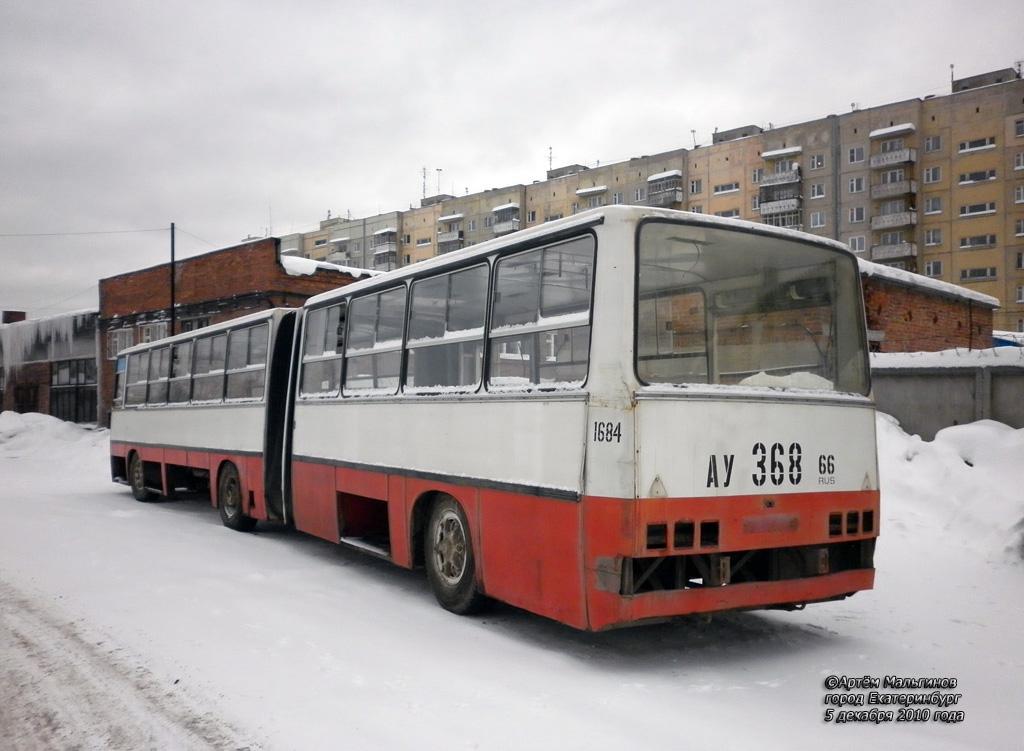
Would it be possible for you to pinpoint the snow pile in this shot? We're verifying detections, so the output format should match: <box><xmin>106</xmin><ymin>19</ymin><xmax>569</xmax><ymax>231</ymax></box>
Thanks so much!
<box><xmin>0</xmin><ymin>411</ymin><xmax>107</xmax><ymax>462</ymax></box>
<box><xmin>877</xmin><ymin>413</ymin><xmax>1024</xmax><ymax>558</ymax></box>
<box><xmin>279</xmin><ymin>254</ymin><xmax>380</xmax><ymax>279</ymax></box>
<box><xmin>872</xmin><ymin>346</ymin><xmax>1024</xmax><ymax>369</ymax></box>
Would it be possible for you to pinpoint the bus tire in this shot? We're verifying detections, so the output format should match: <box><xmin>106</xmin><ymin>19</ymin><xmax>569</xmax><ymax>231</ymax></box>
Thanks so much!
<box><xmin>128</xmin><ymin>452</ymin><xmax>158</xmax><ymax>502</ymax></box>
<box><xmin>218</xmin><ymin>463</ymin><xmax>256</xmax><ymax>532</ymax></box>
<box><xmin>425</xmin><ymin>496</ymin><xmax>488</xmax><ymax>615</ymax></box>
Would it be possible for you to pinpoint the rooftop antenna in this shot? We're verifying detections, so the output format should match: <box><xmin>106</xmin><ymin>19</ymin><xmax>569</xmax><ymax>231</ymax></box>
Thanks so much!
<box><xmin>548</xmin><ymin>146</ymin><xmax>553</xmax><ymax>171</ymax></box>
<box><xmin>691</xmin><ymin>129</ymin><xmax>697</xmax><ymax>148</ymax></box>
<box><xmin>950</xmin><ymin>63</ymin><xmax>955</xmax><ymax>84</ymax></box>
<box><xmin>436</xmin><ymin>168</ymin><xmax>442</xmax><ymax>195</ymax></box>
<box><xmin>422</xmin><ymin>167</ymin><xmax>428</xmax><ymax>199</ymax></box>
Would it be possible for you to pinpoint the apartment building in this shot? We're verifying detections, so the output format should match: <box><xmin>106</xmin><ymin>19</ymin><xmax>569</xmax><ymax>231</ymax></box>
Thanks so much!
<box><xmin>289</xmin><ymin>66</ymin><xmax>1024</xmax><ymax>331</ymax></box>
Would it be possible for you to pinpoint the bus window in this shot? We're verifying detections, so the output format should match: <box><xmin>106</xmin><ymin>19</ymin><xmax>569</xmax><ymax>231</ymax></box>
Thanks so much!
<box><xmin>636</xmin><ymin>221</ymin><xmax>869</xmax><ymax>394</ymax></box>
<box><xmin>147</xmin><ymin>347</ymin><xmax>171</xmax><ymax>405</ymax></box>
<box><xmin>406</xmin><ymin>264</ymin><xmax>486</xmax><ymax>392</ymax></box>
<box><xmin>300</xmin><ymin>305</ymin><xmax>344</xmax><ymax>397</ymax></box>
<box><xmin>226</xmin><ymin>324</ymin><xmax>269</xmax><ymax>401</ymax></box>
<box><xmin>124</xmin><ymin>351</ymin><xmax>149</xmax><ymax>406</ymax></box>
<box><xmin>168</xmin><ymin>341</ymin><xmax>193</xmax><ymax>404</ymax></box>
<box><xmin>488</xmin><ymin>236</ymin><xmax>594</xmax><ymax>390</ymax></box>
<box><xmin>191</xmin><ymin>333</ymin><xmax>227</xmax><ymax>403</ymax></box>
<box><xmin>344</xmin><ymin>288</ymin><xmax>406</xmax><ymax>395</ymax></box>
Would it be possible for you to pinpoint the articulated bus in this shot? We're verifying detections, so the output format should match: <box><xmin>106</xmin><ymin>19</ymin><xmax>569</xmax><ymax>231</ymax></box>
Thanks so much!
<box><xmin>110</xmin><ymin>205</ymin><xmax>878</xmax><ymax>631</ymax></box>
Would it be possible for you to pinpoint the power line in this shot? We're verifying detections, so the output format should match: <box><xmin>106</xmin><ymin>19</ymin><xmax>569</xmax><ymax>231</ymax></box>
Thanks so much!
<box><xmin>0</xmin><ymin>228</ymin><xmax>166</xmax><ymax>238</ymax></box>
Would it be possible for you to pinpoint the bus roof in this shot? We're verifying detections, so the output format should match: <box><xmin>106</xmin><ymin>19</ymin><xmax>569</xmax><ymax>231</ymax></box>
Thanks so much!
<box><xmin>117</xmin><ymin>307</ymin><xmax>293</xmax><ymax>356</ymax></box>
<box><xmin>302</xmin><ymin>205</ymin><xmax>858</xmax><ymax>310</ymax></box>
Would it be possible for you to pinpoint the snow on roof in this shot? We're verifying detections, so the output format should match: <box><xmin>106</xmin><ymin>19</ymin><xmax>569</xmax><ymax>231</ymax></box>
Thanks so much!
<box><xmin>0</xmin><ymin>309</ymin><xmax>98</xmax><ymax>371</ymax></box>
<box><xmin>438</xmin><ymin>213</ymin><xmax>464</xmax><ymax>222</ymax></box>
<box><xmin>372</xmin><ymin>227</ymin><xmax>397</xmax><ymax>236</ymax></box>
<box><xmin>761</xmin><ymin>146</ymin><xmax>802</xmax><ymax>159</ymax></box>
<box><xmin>279</xmin><ymin>255</ymin><xmax>380</xmax><ymax>279</ymax></box>
<box><xmin>869</xmin><ymin>123</ymin><xmax>916</xmax><ymax>138</ymax></box>
<box><xmin>857</xmin><ymin>258</ymin><xmax>999</xmax><ymax>308</ymax></box>
<box><xmin>491</xmin><ymin>202</ymin><xmax>519</xmax><ymax>212</ymax></box>
<box><xmin>646</xmin><ymin>170</ymin><xmax>682</xmax><ymax>181</ymax></box>
<box><xmin>575</xmin><ymin>185</ymin><xmax>608</xmax><ymax>196</ymax></box>
<box><xmin>329</xmin><ymin>236</ymin><xmax>350</xmax><ymax>244</ymax></box>
<box><xmin>872</xmin><ymin>346</ymin><xmax>1024</xmax><ymax>369</ymax></box>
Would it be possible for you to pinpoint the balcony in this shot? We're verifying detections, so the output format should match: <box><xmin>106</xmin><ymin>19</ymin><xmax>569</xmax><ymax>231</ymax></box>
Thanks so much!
<box><xmin>870</xmin><ymin>211</ymin><xmax>917</xmax><ymax>230</ymax></box>
<box><xmin>870</xmin><ymin>180</ymin><xmax>917</xmax><ymax>200</ymax></box>
<box><xmin>759</xmin><ymin>169</ymin><xmax>801</xmax><ymax>187</ymax></box>
<box><xmin>870</xmin><ymin>242</ymin><xmax>918</xmax><ymax>262</ymax></box>
<box><xmin>648</xmin><ymin>188</ymin><xmax>684</xmax><ymax>207</ymax></box>
<box><xmin>493</xmin><ymin>219</ymin><xmax>520</xmax><ymax>235</ymax></box>
<box><xmin>759</xmin><ymin>198</ymin><xmax>800</xmax><ymax>215</ymax></box>
<box><xmin>870</xmin><ymin>148</ymin><xmax>917</xmax><ymax>169</ymax></box>
<box><xmin>437</xmin><ymin>229</ymin><xmax>463</xmax><ymax>244</ymax></box>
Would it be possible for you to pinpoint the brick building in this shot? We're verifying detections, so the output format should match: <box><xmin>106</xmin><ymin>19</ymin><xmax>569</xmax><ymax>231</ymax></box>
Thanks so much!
<box><xmin>97</xmin><ymin>236</ymin><xmax>369</xmax><ymax>425</ymax></box>
<box><xmin>859</xmin><ymin>259</ymin><xmax>997</xmax><ymax>352</ymax></box>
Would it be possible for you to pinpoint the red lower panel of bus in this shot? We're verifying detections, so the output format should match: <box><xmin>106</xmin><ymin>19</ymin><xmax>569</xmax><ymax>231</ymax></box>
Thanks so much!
<box><xmin>110</xmin><ymin>443</ymin><xmax>269</xmax><ymax>520</ymax></box>
<box><xmin>290</xmin><ymin>458</ymin><xmax>877</xmax><ymax>631</ymax></box>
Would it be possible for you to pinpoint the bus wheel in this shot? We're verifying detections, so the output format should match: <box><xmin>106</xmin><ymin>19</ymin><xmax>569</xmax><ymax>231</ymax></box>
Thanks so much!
<box><xmin>217</xmin><ymin>463</ymin><xmax>256</xmax><ymax>532</ymax></box>
<box><xmin>128</xmin><ymin>453</ymin><xmax>158</xmax><ymax>502</ymax></box>
<box><xmin>425</xmin><ymin>496</ymin><xmax>488</xmax><ymax>615</ymax></box>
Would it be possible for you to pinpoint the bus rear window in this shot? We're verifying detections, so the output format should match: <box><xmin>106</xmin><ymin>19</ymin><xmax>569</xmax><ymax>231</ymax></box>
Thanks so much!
<box><xmin>636</xmin><ymin>221</ymin><xmax>869</xmax><ymax>395</ymax></box>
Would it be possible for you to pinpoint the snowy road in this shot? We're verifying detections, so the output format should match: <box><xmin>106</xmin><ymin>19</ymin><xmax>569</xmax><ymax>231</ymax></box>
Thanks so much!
<box><xmin>1</xmin><ymin>410</ymin><xmax>1022</xmax><ymax>750</ymax></box>
<box><xmin>0</xmin><ymin>579</ymin><xmax>254</xmax><ymax>751</ymax></box>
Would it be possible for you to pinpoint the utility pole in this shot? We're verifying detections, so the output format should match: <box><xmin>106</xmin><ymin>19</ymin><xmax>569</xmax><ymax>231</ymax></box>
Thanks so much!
<box><xmin>436</xmin><ymin>168</ymin><xmax>442</xmax><ymax>195</ymax></box>
<box><xmin>169</xmin><ymin>222</ymin><xmax>176</xmax><ymax>336</ymax></box>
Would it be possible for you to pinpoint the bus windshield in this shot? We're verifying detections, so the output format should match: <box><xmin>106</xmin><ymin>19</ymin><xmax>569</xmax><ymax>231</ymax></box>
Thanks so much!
<box><xmin>636</xmin><ymin>220</ymin><xmax>870</xmax><ymax>395</ymax></box>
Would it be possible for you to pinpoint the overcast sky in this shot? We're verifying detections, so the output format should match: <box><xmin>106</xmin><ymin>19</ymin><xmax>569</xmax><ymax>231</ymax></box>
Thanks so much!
<box><xmin>2</xmin><ymin>0</ymin><xmax>1022</xmax><ymax>318</ymax></box>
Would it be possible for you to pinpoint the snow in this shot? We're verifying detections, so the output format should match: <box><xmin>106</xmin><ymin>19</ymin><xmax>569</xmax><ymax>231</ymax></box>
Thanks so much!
<box><xmin>0</xmin><ymin>309</ymin><xmax>95</xmax><ymax>371</ymax></box>
<box><xmin>1</xmin><ymin>409</ymin><xmax>1023</xmax><ymax>749</ymax></box>
<box><xmin>279</xmin><ymin>254</ymin><xmax>379</xmax><ymax>279</ymax></box>
<box><xmin>872</xmin><ymin>346</ymin><xmax>1024</xmax><ymax>369</ymax></box>
<box><xmin>857</xmin><ymin>258</ymin><xmax>999</xmax><ymax>307</ymax></box>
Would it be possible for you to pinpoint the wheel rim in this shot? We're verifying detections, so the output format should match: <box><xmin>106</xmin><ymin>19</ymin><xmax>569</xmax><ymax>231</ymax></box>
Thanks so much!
<box><xmin>432</xmin><ymin>509</ymin><xmax>468</xmax><ymax>586</ymax></box>
<box><xmin>131</xmin><ymin>456</ymin><xmax>144</xmax><ymax>492</ymax></box>
<box><xmin>221</xmin><ymin>475</ymin><xmax>240</xmax><ymax>517</ymax></box>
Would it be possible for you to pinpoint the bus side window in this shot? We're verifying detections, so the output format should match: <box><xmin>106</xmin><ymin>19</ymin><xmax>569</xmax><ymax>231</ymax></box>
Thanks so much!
<box><xmin>192</xmin><ymin>334</ymin><xmax>227</xmax><ymax>403</ymax></box>
<box><xmin>168</xmin><ymin>341</ymin><xmax>193</xmax><ymax>404</ymax></box>
<box><xmin>344</xmin><ymin>288</ymin><xmax>406</xmax><ymax>395</ymax></box>
<box><xmin>147</xmin><ymin>347</ymin><xmax>171</xmax><ymax>405</ymax></box>
<box><xmin>300</xmin><ymin>305</ymin><xmax>344</xmax><ymax>398</ymax></box>
<box><xmin>488</xmin><ymin>236</ymin><xmax>594</xmax><ymax>390</ymax></box>
<box><xmin>125</xmin><ymin>352</ymin><xmax>149</xmax><ymax>406</ymax></box>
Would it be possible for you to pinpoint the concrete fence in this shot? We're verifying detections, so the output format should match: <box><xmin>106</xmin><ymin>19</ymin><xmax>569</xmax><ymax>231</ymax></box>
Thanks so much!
<box><xmin>871</xmin><ymin>348</ymin><xmax>1024</xmax><ymax>440</ymax></box>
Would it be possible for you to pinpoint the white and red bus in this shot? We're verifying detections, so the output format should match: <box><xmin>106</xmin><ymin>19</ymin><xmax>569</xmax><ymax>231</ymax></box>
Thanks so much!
<box><xmin>111</xmin><ymin>205</ymin><xmax>878</xmax><ymax>630</ymax></box>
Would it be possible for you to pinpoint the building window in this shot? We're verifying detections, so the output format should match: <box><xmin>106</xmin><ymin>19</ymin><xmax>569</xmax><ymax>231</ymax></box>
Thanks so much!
<box><xmin>848</xmin><ymin>177</ymin><xmax>865</xmax><ymax>193</ymax></box>
<box><xmin>880</xmin><ymin>138</ymin><xmax>905</xmax><ymax>153</ymax></box>
<box><xmin>958</xmin><ymin>136</ymin><xmax>996</xmax><ymax>152</ymax></box>
<box><xmin>959</xmin><ymin>235</ymin><xmax>997</xmax><ymax>249</ymax></box>
<box><xmin>587</xmin><ymin>196</ymin><xmax>603</xmax><ymax>209</ymax></box>
<box><xmin>1016</xmin><ymin>220</ymin><xmax>1024</xmax><ymax>237</ymax></box>
<box><xmin>138</xmin><ymin>322</ymin><xmax>168</xmax><ymax>344</ymax></box>
<box><xmin>690</xmin><ymin>179</ymin><xmax>703</xmax><ymax>194</ymax></box>
<box><xmin>689</xmin><ymin>205</ymin><xmax>703</xmax><ymax>213</ymax></box>
<box><xmin>880</xmin><ymin>231</ymin><xmax>905</xmax><ymax>246</ymax></box>
<box><xmin>715</xmin><ymin>209</ymin><xmax>740</xmax><ymax>218</ymax></box>
<box><xmin>713</xmin><ymin>182</ymin><xmax>739</xmax><ymax>195</ymax></box>
<box><xmin>848</xmin><ymin>236</ymin><xmax>865</xmax><ymax>253</ymax></box>
<box><xmin>1017</xmin><ymin>285</ymin><xmax>1024</xmax><ymax>304</ymax></box>
<box><xmin>958</xmin><ymin>169</ymin><xmax>997</xmax><ymax>184</ymax></box>
<box><xmin>810</xmin><ymin>154</ymin><xmax>825</xmax><ymax>170</ymax></box>
<box><xmin>848</xmin><ymin>146</ymin><xmax>865</xmax><ymax>163</ymax></box>
<box><xmin>960</xmin><ymin>267</ymin><xmax>997</xmax><ymax>281</ymax></box>
<box><xmin>925</xmin><ymin>229</ymin><xmax>942</xmax><ymax>246</ymax></box>
<box><xmin>880</xmin><ymin>169</ymin><xmax>905</xmax><ymax>184</ymax></box>
<box><xmin>959</xmin><ymin>202</ymin><xmax>997</xmax><ymax>217</ymax></box>
<box><xmin>849</xmin><ymin>206</ymin><xmax>865</xmax><ymax>223</ymax></box>
<box><xmin>484</xmin><ymin>217</ymin><xmax>492</xmax><ymax>228</ymax></box>
<box><xmin>810</xmin><ymin>211</ymin><xmax>826</xmax><ymax>229</ymax></box>
<box><xmin>751</xmin><ymin>168</ymin><xmax>763</xmax><ymax>184</ymax></box>
<box><xmin>925</xmin><ymin>260</ymin><xmax>943</xmax><ymax>277</ymax></box>
<box><xmin>751</xmin><ymin>195</ymin><xmax>760</xmax><ymax>211</ymax></box>
<box><xmin>1018</xmin><ymin>318</ymin><xmax>1024</xmax><ymax>334</ymax></box>
<box><xmin>880</xmin><ymin>199</ymin><xmax>906</xmax><ymax>216</ymax></box>
<box><xmin>1017</xmin><ymin>119</ymin><xmax>1024</xmax><ymax>138</ymax></box>
<box><xmin>924</xmin><ymin>135</ymin><xmax>942</xmax><ymax>152</ymax></box>
<box><xmin>1016</xmin><ymin>185</ymin><xmax>1024</xmax><ymax>203</ymax></box>
<box><xmin>925</xmin><ymin>197</ymin><xmax>943</xmax><ymax>214</ymax></box>
<box><xmin>635</xmin><ymin>187</ymin><xmax>646</xmax><ymax>201</ymax></box>
<box><xmin>611</xmin><ymin>193</ymin><xmax>623</xmax><ymax>205</ymax></box>
<box><xmin>1015</xmin><ymin>153</ymin><xmax>1024</xmax><ymax>170</ymax></box>
<box><xmin>923</xmin><ymin>166</ymin><xmax>941</xmax><ymax>184</ymax></box>
<box><xmin>810</xmin><ymin>183</ymin><xmax>825</xmax><ymax>199</ymax></box>
<box><xmin>107</xmin><ymin>329</ymin><xmax>134</xmax><ymax>359</ymax></box>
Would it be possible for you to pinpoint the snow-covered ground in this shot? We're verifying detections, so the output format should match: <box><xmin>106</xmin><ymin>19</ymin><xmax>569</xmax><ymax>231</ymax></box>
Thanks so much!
<box><xmin>0</xmin><ymin>409</ymin><xmax>1021</xmax><ymax>750</ymax></box>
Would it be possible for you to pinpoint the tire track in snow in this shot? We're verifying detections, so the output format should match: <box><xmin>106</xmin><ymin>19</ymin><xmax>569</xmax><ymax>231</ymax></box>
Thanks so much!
<box><xmin>0</xmin><ymin>579</ymin><xmax>261</xmax><ymax>751</ymax></box>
